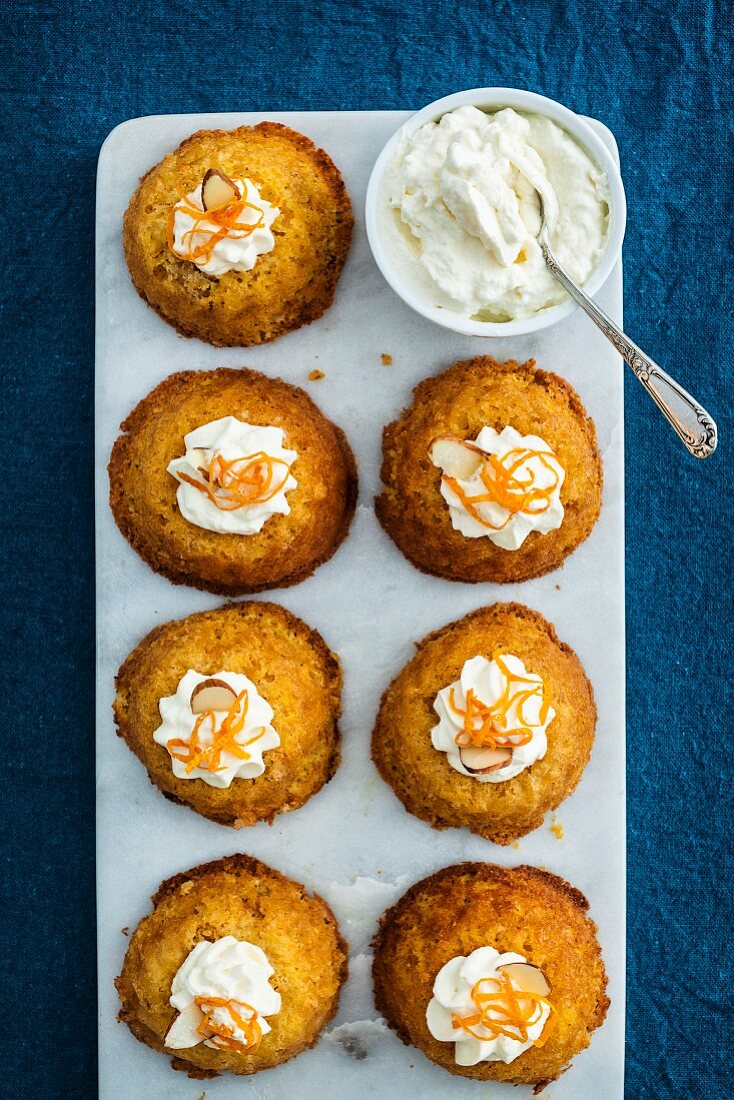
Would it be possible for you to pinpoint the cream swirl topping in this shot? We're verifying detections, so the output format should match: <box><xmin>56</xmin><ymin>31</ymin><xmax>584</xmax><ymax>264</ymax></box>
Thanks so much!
<box><xmin>431</xmin><ymin>653</ymin><xmax>554</xmax><ymax>783</ymax></box>
<box><xmin>165</xmin><ymin>937</ymin><xmax>281</xmax><ymax>1052</ymax></box>
<box><xmin>170</xmin><ymin>176</ymin><xmax>280</xmax><ymax>277</ymax></box>
<box><xmin>431</xmin><ymin>425</ymin><xmax>565</xmax><ymax>550</ymax></box>
<box><xmin>153</xmin><ymin>669</ymin><xmax>280</xmax><ymax>788</ymax></box>
<box><xmin>426</xmin><ymin>946</ymin><xmax>552</xmax><ymax>1066</ymax></box>
<box><xmin>167</xmin><ymin>416</ymin><xmax>298</xmax><ymax>536</ymax></box>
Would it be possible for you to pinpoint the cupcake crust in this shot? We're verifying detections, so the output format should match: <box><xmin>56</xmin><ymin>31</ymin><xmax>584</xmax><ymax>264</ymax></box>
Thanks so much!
<box><xmin>373</xmin><ymin>862</ymin><xmax>609</xmax><ymax>1089</ymax></box>
<box><xmin>123</xmin><ymin>122</ymin><xmax>353</xmax><ymax>347</ymax></box>
<box><xmin>376</xmin><ymin>356</ymin><xmax>603</xmax><ymax>583</ymax></box>
<box><xmin>114</xmin><ymin>601</ymin><xmax>341</xmax><ymax>827</ymax></box>
<box><xmin>108</xmin><ymin>367</ymin><xmax>357</xmax><ymax>595</ymax></box>
<box><xmin>372</xmin><ymin>603</ymin><xmax>596</xmax><ymax>844</ymax></box>
<box><xmin>116</xmin><ymin>854</ymin><xmax>348</xmax><ymax>1078</ymax></box>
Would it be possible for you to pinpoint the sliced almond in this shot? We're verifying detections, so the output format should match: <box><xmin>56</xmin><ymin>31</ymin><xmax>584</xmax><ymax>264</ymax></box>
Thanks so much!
<box><xmin>170</xmin><ymin>457</ymin><xmax>208</xmax><ymax>490</ymax></box>
<box><xmin>190</xmin><ymin>678</ymin><xmax>238</xmax><ymax>714</ymax></box>
<box><xmin>460</xmin><ymin>745</ymin><xmax>513</xmax><ymax>774</ymax></box>
<box><xmin>497</xmin><ymin>961</ymin><xmax>551</xmax><ymax>996</ymax></box>
<box><xmin>429</xmin><ymin>436</ymin><xmax>485</xmax><ymax>480</ymax></box>
<box><xmin>187</xmin><ymin>447</ymin><xmax>210</xmax><ymax>471</ymax></box>
<box><xmin>165</xmin><ymin>1002</ymin><xmax>206</xmax><ymax>1049</ymax></box>
<box><xmin>201</xmin><ymin>168</ymin><xmax>241</xmax><ymax>211</ymax></box>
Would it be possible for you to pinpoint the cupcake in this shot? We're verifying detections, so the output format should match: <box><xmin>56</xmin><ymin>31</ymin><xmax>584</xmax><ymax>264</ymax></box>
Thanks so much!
<box><xmin>376</xmin><ymin>356</ymin><xmax>602</xmax><ymax>583</ymax></box>
<box><xmin>108</xmin><ymin>367</ymin><xmax>357</xmax><ymax>594</ymax></box>
<box><xmin>114</xmin><ymin>601</ymin><xmax>341</xmax><ymax>827</ymax></box>
<box><xmin>123</xmin><ymin>122</ymin><xmax>353</xmax><ymax>346</ymax></box>
<box><xmin>116</xmin><ymin>854</ymin><xmax>348</xmax><ymax>1078</ymax></box>
<box><xmin>373</xmin><ymin>863</ymin><xmax>608</xmax><ymax>1089</ymax></box>
<box><xmin>372</xmin><ymin>603</ymin><xmax>595</xmax><ymax>844</ymax></box>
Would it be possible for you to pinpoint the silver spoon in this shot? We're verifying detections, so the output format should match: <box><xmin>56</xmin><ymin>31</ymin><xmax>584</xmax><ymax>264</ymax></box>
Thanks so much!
<box><xmin>535</xmin><ymin>193</ymin><xmax>717</xmax><ymax>459</ymax></box>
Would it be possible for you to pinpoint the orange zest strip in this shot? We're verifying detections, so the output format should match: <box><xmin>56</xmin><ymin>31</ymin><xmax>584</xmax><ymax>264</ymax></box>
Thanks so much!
<box><xmin>532</xmin><ymin>1004</ymin><xmax>557</xmax><ymax>1048</ymax></box>
<box><xmin>443</xmin><ymin>447</ymin><xmax>564</xmax><ymax>532</ymax></box>
<box><xmin>167</xmin><ymin>689</ymin><xmax>267</xmax><ymax>774</ymax></box>
<box><xmin>167</xmin><ymin>178</ymin><xmax>266</xmax><ymax>265</ymax></box>
<box><xmin>449</xmin><ymin>650</ymin><xmax>549</xmax><ymax>751</ymax></box>
<box><xmin>451</xmin><ymin>971</ymin><xmax>553</xmax><ymax>1047</ymax></box>
<box><xmin>179</xmin><ymin>450</ymin><xmax>291</xmax><ymax>512</ymax></box>
<box><xmin>194</xmin><ymin>996</ymin><xmax>262</xmax><ymax>1053</ymax></box>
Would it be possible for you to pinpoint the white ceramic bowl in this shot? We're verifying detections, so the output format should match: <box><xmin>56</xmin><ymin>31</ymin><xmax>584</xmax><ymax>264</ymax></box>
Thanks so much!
<box><xmin>365</xmin><ymin>87</ymin><xmax>626</xmax><ymax>338</ymax></box>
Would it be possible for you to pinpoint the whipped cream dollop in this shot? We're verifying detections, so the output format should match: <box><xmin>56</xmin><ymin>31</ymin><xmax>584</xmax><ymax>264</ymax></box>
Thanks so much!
<box><xmin>167</xmin><ymin>416</ymin><xmax>298</xmax><ymax>536</ymax></box>
<box><xmin>383</xmin><ymin>105</ymin><xmax>609</xmax><ymax>320</ymax></box>
<box><xmin>426</xmin><ymin>946</ymin><xmax>551</xmax><ymax>1066</ymax></box>
<box><xmin>153</xmin><ymin>669</ymin><xmax>280</xmax><ymax>788</ymax></box>
<box><xmin>432</xmin><ymin>653</ymin><xmax>554</xmax><ymax>783</ymax></box>
<box><xmin>438</xmin><ymin>425</ymin><xmax>565</xmax><ymax>550</ymax></box>
<box><xmin>167</xmin><ymin>937</ymin><xmax>281</xmax><ymax>1052</ymax></box>
<box><xmin>170</xmin><ymin>177</ymin><xmax>280</xmax><ymax>276</ymax></box>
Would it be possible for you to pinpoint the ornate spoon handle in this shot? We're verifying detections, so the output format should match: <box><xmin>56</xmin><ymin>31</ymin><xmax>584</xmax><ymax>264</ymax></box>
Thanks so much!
<box><xmin>539</xmin><ymin>242</ymin><xmax>718</xmax><ymax>459</ymax></box>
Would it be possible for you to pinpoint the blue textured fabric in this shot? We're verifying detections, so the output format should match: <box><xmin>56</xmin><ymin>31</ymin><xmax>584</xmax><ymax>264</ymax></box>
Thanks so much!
<box><xmin>0</xmin><ymin>1</ymin><xmax>731</xmax><ymax>1096</ymax></box>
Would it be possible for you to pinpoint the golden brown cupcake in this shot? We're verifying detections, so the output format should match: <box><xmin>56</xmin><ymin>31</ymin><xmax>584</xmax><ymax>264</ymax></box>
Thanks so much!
<box><xmin>376</xmin><ymin>356</ymin><xmax>602</xmax><ymax>583</ymax></box>
<box><xmin>123</xmin><ymin>122</ymin><xmax>353</xmax><ymax>346</ymax></box>
<box><xmin>373</xmin><ymin>863</ymin><xmax>608</xmax><ymax>1089</ymax></box>
<box><xmin>114</xmin><ymin>601</ymin><xmax>341</xmax><ymax>827</ymax></box>
<box><xmin>372</xmin><ymin>603</ymin><xmax>595</xmax><ymax>844</ymax></box>
<box><xmin>108</xmin><ymin>367</ymin><xmax>357</xmax><ymax>594</ymax></box>
<box><xmin>117</xmin><ymin>854</ymin><xmax>348</xmax><ymax>1078</ymax></box>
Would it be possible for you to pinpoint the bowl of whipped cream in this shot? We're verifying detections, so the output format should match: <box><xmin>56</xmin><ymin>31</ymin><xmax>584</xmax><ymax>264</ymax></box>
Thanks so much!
<box><xmin>366</xmin><ymin>88</ymin><xmax>626</xmax><ymax>336</ymax></box>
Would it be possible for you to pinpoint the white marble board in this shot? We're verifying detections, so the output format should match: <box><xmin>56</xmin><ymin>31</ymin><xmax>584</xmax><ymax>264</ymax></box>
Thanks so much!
<box><xmin>96</xmin><ymin>110</ymin><xmax>625</xmax><ymax>1100</ymax></box>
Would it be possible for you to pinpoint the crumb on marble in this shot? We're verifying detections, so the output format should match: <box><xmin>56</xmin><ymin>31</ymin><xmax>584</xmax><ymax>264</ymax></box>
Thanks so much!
<box><xmin>550</xmin><ymin>815</ymin><xmax>564</xmax><ymax>840</ymax></box>
<box><xmin>308</xmin><ymin>369</ymin><xmax>326</xmax><ymax>381</ymax></box>
<box><xmin>121</xmin><ymin>927</ymin><xmax>129</xmax><ymax>936</ymax></box>
<box><xmin>381</xmin><ymin>353</ymin><xmax>393</xmax><ymax>366</ymax></box>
